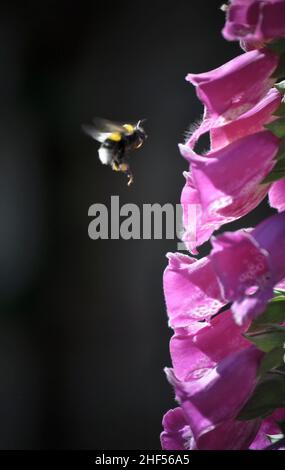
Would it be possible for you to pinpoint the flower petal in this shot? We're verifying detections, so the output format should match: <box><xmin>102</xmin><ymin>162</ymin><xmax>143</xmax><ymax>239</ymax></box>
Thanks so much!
<box><xmin>223</xmin><ymin>0</ymin><xmax>285</xmax><ymax>45</ymax></box>
<box><xmin>180</xmin><ymin>131</ymin><xmax>279</xmax><ymax>253</ymax></box>
<box><xmin>180</xmin><ymin>172</ymin><xmax>217</xmax><ymax>253</ymax></box>
<box><xmin>269</xmin><ymin>178</ymin><xmax>285</xmax><ymax>212</ymax></box>
<box><xmin>163</xmin><ymin>252</ymin><xmax>225</xmax><ymax>328</ymax></box>
<box><xmin>170</xmin><ymin>309</ymin><xmax>249</xmax><ymax>382</ymax></box>
<box><xmin>198</xmin><ymin>419</ymin><xmax>260</xmax><ymax>450</ymax></box>
<box><xmin>186</xmin><ymin>49</ymin><xmax>278</xmax><ymax>118</ymax></box>
<box><xmin>166</xmin><ymin>346</ymin><xmax>262</xmax><ymax>441</ymax></box>
<box><xmin>210</xmin><ymin>212</ymin><xmax>285</xmax><ymax>324</ymax></box>
<box><xmin>210</xmin><ymin>87</ymin><xmax>281</xmax><ymax>150</ymax></box>
<box><xmin>160</xmin><ymin>408</ymin><xmax>196</xmax><ymax>450</ymax></box>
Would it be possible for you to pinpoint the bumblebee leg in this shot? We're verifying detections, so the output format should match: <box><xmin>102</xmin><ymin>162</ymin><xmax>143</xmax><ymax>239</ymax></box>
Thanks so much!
<box><xmin>118</xmin><ymin>162</ymin><xmax>134</xmax><ymax>186</ymax></box>
<box><xmin>112</xmin><ymin>161</ymin><xmax>120</xmax><ymax>172</ymax></box>
<box><xmin>127</xmin><ymin>172</ymin><xmax>134</xmax><ymax>186</ymax></box>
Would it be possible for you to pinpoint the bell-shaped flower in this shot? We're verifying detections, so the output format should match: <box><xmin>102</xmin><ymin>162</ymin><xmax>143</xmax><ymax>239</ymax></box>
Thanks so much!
<box><xmin>210</xmin><ymin>211</ymin><xmax>285</xmax><ymax>325</ymax></box>
<box><xmin>165</xmin><ymin>346</ymin><xmax>263</xmax><ymax>446</ymax></box>
<box><xmin>180</xmin><ymin>172</ymin><xmax>216</xmax><ymax>253</ymax></box>
<box><xmin>222</xmin><ymin>0</ymin><xmax>285</xmax><ymax>46</ymax></box>
<box><xmin>160</xmin><ymin>407</ymin><xmax>261</xmax><ymax>450</ymax></box>
<box><xmin>163</xmin><ymin>252</ymin><xmax>225</xmax><ymax>328</ymax></box>
<box><xmin>160</xmin><ymin>408</ymin><xmax>196</xmax><ymax>450</ymax></box>
<box><xmin>210</xmin><ymin>87</ymin><xmax>281</xmax><ymax>150</ymax></box>
<box><xmin>161</xmin><ymin>306</ymin><xmax>285</xmax><ymax>450</ymax></box>
<box><xmin>180</xmin><ymin>130</ymin><xmax>279</xmax><ymax>253</ymax></box>
<box><xmin>170</xmin><ymin>309</ymin><xmax>249</xmax><ymax>382</ymax></box>
<box><xmin>187</xmin><ymin>86</ymin><xmax>281</xmax><ymax>152</ymax></box>
<box><xmin>186</xmin><ymin>49</ymin><xmax>278</xmax><ymax>120</ymax></box>
<box><xmin>161</xmin><ymin>406</ymin><xmax>285</xmax><ymax>450</ymax></box>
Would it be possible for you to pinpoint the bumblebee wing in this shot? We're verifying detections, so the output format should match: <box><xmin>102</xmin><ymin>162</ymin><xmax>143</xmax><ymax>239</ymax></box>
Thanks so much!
<box><xmin>82</xmin><ymin>124</ymin><xmax>112</xmax><ymax>143</ymax></box>
<box><xmin>92</xmin><ymin>117</ymin><xmax>125</xmax><ymax>133</ymax></box>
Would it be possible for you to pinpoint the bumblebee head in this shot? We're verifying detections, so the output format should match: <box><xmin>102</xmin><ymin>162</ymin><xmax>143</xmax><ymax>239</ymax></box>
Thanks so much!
<box><xmin>135</xmin><ymin>119</ymin><xmax>147</xmax><ymax>146</ymax></box>
<box><xmin>136</xmin><ymin>119</ymin><xmax>146</xmax><ymax>132</ymax></box>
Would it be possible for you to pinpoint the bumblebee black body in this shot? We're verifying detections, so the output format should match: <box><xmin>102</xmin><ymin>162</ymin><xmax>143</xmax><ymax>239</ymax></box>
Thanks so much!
<box><xmin>83</xmin><ymin>118</ymin><xmax>147</xmax><ymax>185</ymax></box>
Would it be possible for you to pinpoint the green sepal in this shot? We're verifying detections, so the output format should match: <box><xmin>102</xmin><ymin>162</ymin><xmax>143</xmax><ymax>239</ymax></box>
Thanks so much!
<box><xmin>261</xmin><ymin>139</ymin><xmax>285</xmax><ymax>184</ymax></box>
<box><xmin>237</xmin><ymin>372</ymin><xmax>285</xmax><ymax>421</ymax></box>
<box><xmin>275</xmin><ymin>80</ymin><xmax>285</xmax><ymax>93</ymax></box>
<box><xmin>265</xmin><ymin>117</ymin><xmax>285</xmax><ymax>138</ymax></box>
<box><xmin>272</xmin><ymin>54</ymin><xmax>285</xmax><ymax>80</ymax></box>
<box><xmin>245</xmin><ymin>325</ymin><xmax>285</xmax><ymax>352</ymax></box>
<box><xmin>273</xmin><ymin>101</ymin><xmax>285</xmax><ymax>117</ymax></box>
<box><xmin>258</xmin><ymin>346</ymin><xmax>285</xmax><ymax>376</ymax></box>
<box><xmin>247</xmin><ymin>297</ymin><xmax>285</xmax><ymax>334</ymax></box>
<box><xmin>273</xmin><ymin>98</ymin><xmax>285</xmax><ymax>116</ymax></box>
<box><xmin>274</xmin><ymin>289</ymin><xmax>285</xmax><ymax>296</ymax></box>
<box><xmin>275</xmin><ymin>139</ymin><xmax>285</xmax><ymax>160</ymax></box>
<box><xmin>268</xmin><ymin>39</ymin><xmax>285</xmax><ymax>55</ymax></box>
<box><xmin>262</xmin><ymin>158</ymin><xmax>285</xmax><ymax>183</ymax></box>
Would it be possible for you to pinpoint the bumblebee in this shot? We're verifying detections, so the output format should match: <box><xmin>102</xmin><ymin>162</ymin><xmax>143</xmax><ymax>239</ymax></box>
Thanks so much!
<box><xmin>83</xmin><ymin>117</ymin><xmax>147</xmax><ymax>186</ymax></box>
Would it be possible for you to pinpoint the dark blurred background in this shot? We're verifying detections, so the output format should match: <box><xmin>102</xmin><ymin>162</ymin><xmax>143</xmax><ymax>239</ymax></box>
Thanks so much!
<box><xmin>0</xmin><ymin>0</ymin><xmax>272</xmax><ymax>450</ymax></box>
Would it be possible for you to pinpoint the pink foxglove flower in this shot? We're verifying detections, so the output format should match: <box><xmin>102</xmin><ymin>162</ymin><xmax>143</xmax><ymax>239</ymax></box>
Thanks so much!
<box><xmin>222</xmin><ymin>0</ymin><xmax>285</xmax><ymax>46</ymax></box>
<box><xmin>161</xmin><ymin>406</ymin><xmax>285</xmax><ymax>450</ymax></box>
<box><xmin>160</xmin><ymin>408</ymin><xmax>196</xmax><ymax>450</ymax></box>
<box><xmin>186</xmin><ymin>49</ymin><xmax>278</xmax><ymax>120</ymax></box>
<box><xmin>269</xmin><ymin>178</ymin><xmax>285</xmax><ymax>211</ymax></box>
<box><xmin>163</xmin><ymin>252</ymin><xmax>225</xmax><ymax>328</ymax></box>
<box><xmin>210</xmin><ymin>87</ymin><xmax>281</xmax><ymax>150</ymax></box>
<box><xmin>161</xmin><ymin>306</ymin><xmax>285</xmax><ymax>450</ymax></box>
<box><xmin>160</xmin><ymin>407</ymin><xmax>259</xmax><ymax>450</ymax></box>
<box><xmin>210</xmin><ymin>211</ymin><xmax>285</xmax><ymax>325</ymax></box>
<box><xmin>162</xmin><ymin>0</ymin><xmax>285</xmax><ymax>452</ymax></box>
<box><xmin>169</xmin><ymin>310</ymin><xmax>249</xmax><ymax>382</ymax></box>
<box><xmin>164</xmin><ymin>346</ymin><xmax>263</xmax><ymax>448</ymax></box>
<box><xmin>162</xmin><ymin>309</ymin><xmax>263</xmax><ymax>449</ymax></box>
<box><xmin>180</xmin><ymin>172</ymin><xmax>216</xmax><ymax>253</ymax></box>
<box><xmin>180</xmin><ymin>130</ymin><xmax>279</xmax><ymax>253</ymax></box>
